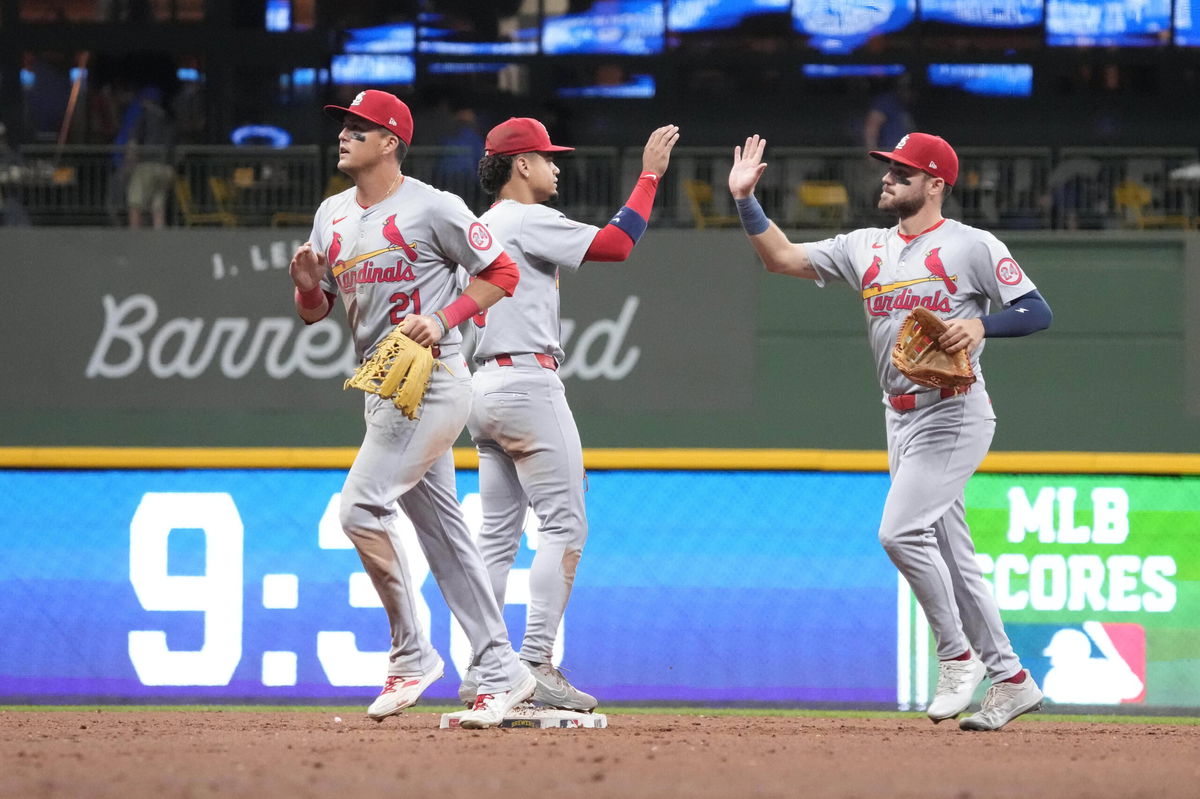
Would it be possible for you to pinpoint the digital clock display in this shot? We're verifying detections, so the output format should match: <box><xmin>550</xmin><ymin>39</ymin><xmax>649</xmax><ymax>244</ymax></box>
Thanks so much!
<box><xmin>0</xmin><ymin>469</ymin><xmax>896</xmax><ymax>703</ymax></box>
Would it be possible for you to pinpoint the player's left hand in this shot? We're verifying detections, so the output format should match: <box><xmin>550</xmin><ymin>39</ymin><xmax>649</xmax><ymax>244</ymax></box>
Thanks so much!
<box><xmin>641</xmin><ymin>124</ymin><xmax>680</xmax><ymax>178</ymax></box>
<box><xmin>399</xmin><ymin>314</ymin><xmax>443</xmax><ymax>348</ymax></box>
<box><xmin>938</xmin><ymin>318</ymin><xmax>985</xmax><ymax>355</ymax></box>
<box><xmin>729</xmin><ymin>135</ymin><xmax>768</xmax><ymax>199</ymax></box>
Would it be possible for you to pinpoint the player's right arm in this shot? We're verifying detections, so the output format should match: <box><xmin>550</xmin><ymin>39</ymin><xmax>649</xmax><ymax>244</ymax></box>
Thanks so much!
<box><xmin>728</xmin><ymin>135</ymin><xmax>818</xmax><ymax>281</ymax></box>
<box><xmin>584</xmin><ymin>124</ymin><xmax>680</xmax><ymax>262</ymax></box>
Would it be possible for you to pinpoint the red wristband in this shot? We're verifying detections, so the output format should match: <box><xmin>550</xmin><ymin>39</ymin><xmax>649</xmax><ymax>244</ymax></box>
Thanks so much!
<box><xmin>297</xmin><ymin>285</ymin><xmax>326</xmax><ymax>309</ymax></box>
<box><xmin>437</xmin><ymin>293</ymin><xmax>482</xmax><ymax>329</ymax></box>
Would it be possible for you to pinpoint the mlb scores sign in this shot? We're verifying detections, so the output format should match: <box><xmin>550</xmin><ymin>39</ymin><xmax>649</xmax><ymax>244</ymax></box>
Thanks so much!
<box><xmin>898</xmin><ymin>474</ymin><xmax>1194</xmax><ymax>710</ymax></box>
<box><xmin>968</xmin><ymin>475</ymin><xmax>1196</xmax><ymax>707</ymax></box>
<box><xmin>979</xmin><ymin>485</ymin><xmax>1176</xmax><ymax>614</ymax></box>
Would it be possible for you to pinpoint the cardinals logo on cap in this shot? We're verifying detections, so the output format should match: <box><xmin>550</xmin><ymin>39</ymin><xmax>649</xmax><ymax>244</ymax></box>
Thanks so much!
<box><xmin>351</xmin><ymin>91</ymin><xmax>366</xmax><ymax>106</ymax></box>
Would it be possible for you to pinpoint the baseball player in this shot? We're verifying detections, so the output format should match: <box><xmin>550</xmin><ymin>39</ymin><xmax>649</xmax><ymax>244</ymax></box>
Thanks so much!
<box><xmin>288</xmin><ymin>90</ymin><xmax>534</xmax><ymax>729</ymax></box>
<box><xmin>728</xmin><ymin>132</ymin><xmax>1053</xmax><ymax>731</ymax></box>
<box><xmin>453</xmin><ymin>118</ymin><xmax>679</xmax><ymax>709</ymax></box>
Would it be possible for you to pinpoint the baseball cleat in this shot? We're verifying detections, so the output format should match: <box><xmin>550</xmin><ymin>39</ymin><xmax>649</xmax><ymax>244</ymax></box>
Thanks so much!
<box><xmin>526</xmin><ymin>660</ymin><xmax>598</xmax><ymax>711</ymax></box>
<box><xmin>366</xmin><ymin>655</ymin><xmax>444</xmax><ymax>722</ymax></box>
<box><xmin>959</xmin><ymin>671</ymin><xmax>1043</xmax><ymax>731</ymax></box>
<box><xmin>457</xmin><ymin>671</ymin><xmax>538</xmax><ymax>730</ymax></box>
<box><xmin>457</xmin><ymin>666</ymin><xmax>479</xmax><ymax>708</ymax></box>
<box><xmin>927</xmin><ymin>655</ymin><xmax>986</xmax><ymax>723</ymax></box>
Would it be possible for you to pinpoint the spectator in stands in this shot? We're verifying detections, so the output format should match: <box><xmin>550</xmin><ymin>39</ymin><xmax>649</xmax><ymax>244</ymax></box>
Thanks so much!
<box><xmin>863</xmin><ymin>75</ymin><xmax>916</xmax><ymax>153</ymax></box>
<box><xmin>435</xmin><ymin>103</ymin><xmax>486</xmax><ymax>211</ymax></box>
<box><xmin>124</xmin><ymin>86</ymin><xmax>176</xmax><ymax>229</ymax></box>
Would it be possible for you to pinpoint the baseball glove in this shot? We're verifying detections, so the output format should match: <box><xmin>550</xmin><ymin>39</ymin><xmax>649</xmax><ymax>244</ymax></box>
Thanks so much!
<box><xmin>891</xmin><ymin>306</ymin><xmax>976</xmax><ymax>389</ymax></box>
<box><xmin>344</xmin><ymin>326</ymin><xmax>438</xmax><ymax>420</ymax></box>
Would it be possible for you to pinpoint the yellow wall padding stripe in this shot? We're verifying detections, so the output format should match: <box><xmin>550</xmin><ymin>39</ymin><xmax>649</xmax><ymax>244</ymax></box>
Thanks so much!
<box><xmin>1</xmin><ymin>447</ymin><xmax>1198</xmax><ymax>475</ymax></box>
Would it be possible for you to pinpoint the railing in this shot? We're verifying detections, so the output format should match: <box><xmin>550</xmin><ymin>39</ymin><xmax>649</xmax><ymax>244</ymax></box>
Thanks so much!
<box><xmin>2</xmin><ymin>144</ymin><xmax>1198</xmax><ymax>231</ymax></box>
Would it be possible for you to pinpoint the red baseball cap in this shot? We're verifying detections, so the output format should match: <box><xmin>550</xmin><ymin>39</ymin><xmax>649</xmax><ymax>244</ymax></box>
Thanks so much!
<box><xmin>484</xmin><ymin>117</ymin><xmax>574</xmax><ymax>157</ymax></box>
<box><xmin>869</xmin><ymin>132</ymin><xmax>959</xmax><ymax>186</ymax></box>
<box><xmin>325</xmin><ymin>90</ymin><xmax>414</xmax><ymax>146</ymax></box>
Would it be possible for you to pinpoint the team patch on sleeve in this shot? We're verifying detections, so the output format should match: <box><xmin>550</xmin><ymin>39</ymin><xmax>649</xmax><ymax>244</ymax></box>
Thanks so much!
<box><xmin>996</xmin><ymin>257</ymin><xmax>1024</xmax><ymax>285</ymax></box>
<box><xmin>468</xmin><ymin>222</ymin><xmax>493</xmax><ymax>250</ymax></box>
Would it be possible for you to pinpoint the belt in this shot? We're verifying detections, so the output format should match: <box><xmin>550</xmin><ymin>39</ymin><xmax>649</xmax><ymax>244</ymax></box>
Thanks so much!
<box><xmin>493</xmin><ymin>353</ymin><xmax>558</xmax><ymax>371</ymax></box>
<box><xmin>887</xmin><ymin>384</ymin><xmax>971</xmax><ymax>412</ymax></box>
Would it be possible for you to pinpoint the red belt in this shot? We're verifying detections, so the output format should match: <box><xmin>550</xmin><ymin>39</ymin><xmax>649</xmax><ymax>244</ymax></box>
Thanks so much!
<box><xmin>888</xmin><ymin>384</ymin><xmax>970</xmax><ymax>412</ymax></box>
<box><xmin>494</xmin><ymin>353</ymin><xmax>558</xmax><ymax>371</ymax></box>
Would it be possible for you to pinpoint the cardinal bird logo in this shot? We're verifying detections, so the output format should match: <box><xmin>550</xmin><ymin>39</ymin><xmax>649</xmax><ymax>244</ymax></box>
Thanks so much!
<box><xmin>923</xmin><ymin>247</ymin><xmax>957</xmax><ymax>294</ymax></box>
<box><xmin>327</xmin><ymin>231</ymin><xmax>343</xmax><ymax>270</ymax></box>
<box><xmin>861</xmin><ymin>255</ymin><xmax>883</xmax><ymax>293</ymax></box>
<box><xmin>382</xmin><ymin>214</ymin><xmax>419</xmax><ymax>261</ymax></box>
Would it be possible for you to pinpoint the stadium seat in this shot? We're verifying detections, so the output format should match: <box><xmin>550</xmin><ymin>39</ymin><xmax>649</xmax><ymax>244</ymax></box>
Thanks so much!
<box><xmin>795</xmin><ymin>181</ymin><xmax>850</xmax><ymax>227</ymax></box>
<box><xmin>1113</xmin><ymin>180</ymin><xmax>1191</xmax><ymax>230</ymax></box>
<box><xmin>683</xmin><ymin>179</ymin><xmax>740</xmax><ymax>230</ymax></box>
<box><xmin>174</xmin><ymin>177</ymin><xmax>237</xmax><ymax>227</ymax></box>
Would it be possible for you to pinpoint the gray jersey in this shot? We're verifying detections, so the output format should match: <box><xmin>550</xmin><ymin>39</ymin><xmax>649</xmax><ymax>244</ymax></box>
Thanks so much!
<box><xmin>310</xmin><ymin>176</ymin><xmax>506</xmax><ymax>359</ymax></box>
<box><xmin>472</xmin><ymin>200</ymin><xmax>599</xmax><ymax>363</ymax></box>
<box><xmin>805</xmin><ymin>218</ymin><xmax>1037</xmax><ymax>395</ymax></box>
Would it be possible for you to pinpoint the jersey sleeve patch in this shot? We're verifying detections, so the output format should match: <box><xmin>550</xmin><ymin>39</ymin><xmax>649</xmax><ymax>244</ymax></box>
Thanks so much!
<box><xmin>996</xmin><ymin>257</ymin><xmax>1024</xmax><ymax>285</ymax></box>
<box><xmin>468</xmin><ymin>221</ymin><xmax>493</xmax><ymax>251</ymax></box>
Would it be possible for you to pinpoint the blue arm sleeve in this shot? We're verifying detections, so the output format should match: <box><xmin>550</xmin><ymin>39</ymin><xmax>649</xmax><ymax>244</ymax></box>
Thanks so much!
<box><xmin>981</xmin><ymin>289</ymin><xmax>1052</xmax><ymax>338</ymax></box>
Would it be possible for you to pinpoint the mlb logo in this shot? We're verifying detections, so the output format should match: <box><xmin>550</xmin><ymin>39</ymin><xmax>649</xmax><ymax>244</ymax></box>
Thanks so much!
<box><xmin>1010</xmin><ymin>622</ymin><xmax>1146</xmax><ymax>705</ymax></box>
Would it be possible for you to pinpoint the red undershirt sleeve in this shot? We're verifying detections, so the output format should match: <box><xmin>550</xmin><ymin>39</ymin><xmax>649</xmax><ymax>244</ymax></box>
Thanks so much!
<box><xmin>583</xmin><ymin>172</ymin><xmax>660</xmax><ymax>262</ymax></box>
<box><xmin>474</xmin><ymin>251</ymin><xmax>519</xmax><ymax>296</ymax></box>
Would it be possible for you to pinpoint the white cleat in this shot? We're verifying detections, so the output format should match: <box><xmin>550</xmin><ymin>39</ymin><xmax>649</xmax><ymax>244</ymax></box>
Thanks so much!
<box><xmin>457</xmin><ymin>671</ymin><xmax>538</xmax><ymax>730</ymax></box>
<box><xmin>366</xmin><ymin>656</ymin><xmax>444</xmax><ymax>722</ymax></box>
<box><xmin>527</xmin><ymin>661</ymin><xmax>598</xmax><ymax>711</ymax></box>
<box><xmin>927</xmin><ymin>655</ymin><xmax>986</xmax><ymax>723</ymax></box>
<box><xmin>959</xmin><ymin>672</ymin><xmax>1044</xmax><ymax>731</ymax></box>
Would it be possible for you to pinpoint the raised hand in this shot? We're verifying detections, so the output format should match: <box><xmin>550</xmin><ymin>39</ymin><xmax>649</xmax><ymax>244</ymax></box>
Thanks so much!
<box><xmin>729</xmin><ymin>134</ymin><xmax>769</xmax><ymax>199</ymax></box>
<box><xmin>642</xmin><ymin>124</ymin><xmax>680</xmax><ymax>178</ymax></box>
<box><xmin>289</xmin><ymin>241</ymin><xmax>327</xmax><ymax>291</ymax></box>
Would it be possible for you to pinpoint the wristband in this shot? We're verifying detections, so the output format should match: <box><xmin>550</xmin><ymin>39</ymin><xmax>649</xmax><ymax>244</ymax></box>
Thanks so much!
<box><xmin>735</xmin><ymin>195</ymin><xmax>770</xmax><ymax>236</ymax></box>
<box><xmin>433</xmin><ymin>310</ymin><xmax>450</xmax><ymax>335</ymax></box>
<box><xmin>436</xmin><ymin>293</ymin><xmax>482</xmax><ymax>329</ymax></box>
<box><xmin>609</xmin><ymin>206</ymin><xmax>649</xmax><ymax>244</ymax></box>
<box><xmin>297</xmin><ymin>285</ymin><xmax>326</xmax><ymax>309</ymax></box>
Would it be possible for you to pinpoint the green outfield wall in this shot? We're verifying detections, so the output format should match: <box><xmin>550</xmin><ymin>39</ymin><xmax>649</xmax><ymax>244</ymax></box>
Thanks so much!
<box><xmin>1</xmin><ymin>228</ymin><xmax>1196</xmax><ymax>453</ymax></box>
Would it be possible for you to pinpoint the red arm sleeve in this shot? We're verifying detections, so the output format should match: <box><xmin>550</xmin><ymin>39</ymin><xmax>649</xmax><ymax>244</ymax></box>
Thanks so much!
<box><xmin>624</xmin><ymin>172</ymin><xmax>658</xmax><ymax>218</ymax></box>
<box><xmin>475</xmin><ymin>251</ymin><xmax>519</xmax><ymax>296</ymax></box>
<box><xmin>583</xmin><ymin>172</ymin><xmax>660</xmax><ymax>263</ymax></box>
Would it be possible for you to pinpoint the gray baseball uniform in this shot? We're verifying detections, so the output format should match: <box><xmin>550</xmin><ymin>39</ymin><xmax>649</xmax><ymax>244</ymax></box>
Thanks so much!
<box><xmin>466</xmin><ymin>200</ymin><xmax>600</xmax><ymax>665</ymax></box>
<box><xmin>309</xmin><ymin>176</ymin><xmax>528</xmax><ymax>694</ymax></box>
<box><xmin>806</xmin><ymin>218</ymin><xmax>1038</xmax><ymax>681</ymax></box>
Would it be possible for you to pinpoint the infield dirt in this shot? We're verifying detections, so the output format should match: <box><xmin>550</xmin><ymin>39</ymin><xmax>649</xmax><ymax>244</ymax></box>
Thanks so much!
<box><xmin>2</xmin><ymin>709</ymin><xmax>1196</xmax><ymax>798</ymax></box>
